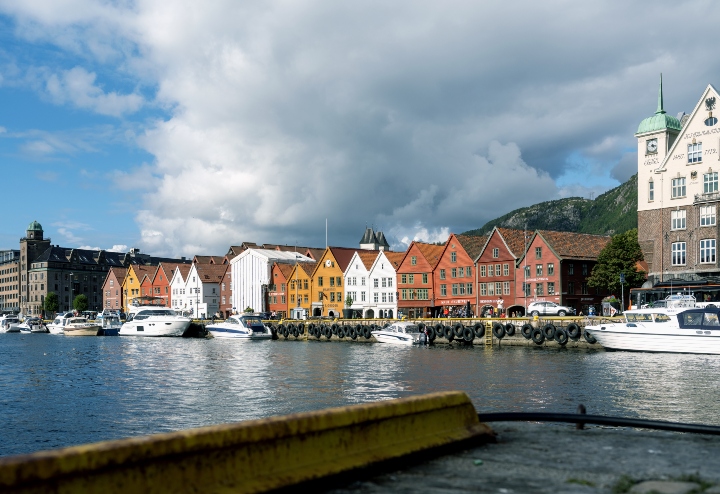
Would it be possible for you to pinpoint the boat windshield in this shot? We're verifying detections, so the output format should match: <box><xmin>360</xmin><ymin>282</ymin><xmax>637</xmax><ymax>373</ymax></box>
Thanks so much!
<box><xmin>241</xmin><ymin>316</ymin><xmax>263</xmax><ymax>326</ymax></box>
<box><xmin>654</xmin><ymin>313</ymin><xmax>671</xmax><ymax>323</ymax></box>
<box><xmin>136</xmin><ymin>309</ymin><xmax>178</xmax><ymax>318</ymax></box>
<box><xmin>625</xmin><ymin>313</ymin><xmax>652</xmax><ymax>322</ymax></box>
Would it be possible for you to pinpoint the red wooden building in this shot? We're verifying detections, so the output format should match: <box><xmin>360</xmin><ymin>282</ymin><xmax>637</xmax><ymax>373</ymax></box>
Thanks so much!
<box><xmin>434</xmin><ymin>234</ymin><xmax>486</xmax><ymax>317</ymax></box>
<box><xmin>396</xmin><ymin>241</ymin><xmax>444</xmax><ymax>319</ymax></box>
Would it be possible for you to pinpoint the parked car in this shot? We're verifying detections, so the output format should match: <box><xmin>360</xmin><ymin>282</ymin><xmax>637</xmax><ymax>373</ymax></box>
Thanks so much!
<box><xmin>527</xmin><ymin>301</ymin><xmax>576</xmax><ymax>317</ymax></box>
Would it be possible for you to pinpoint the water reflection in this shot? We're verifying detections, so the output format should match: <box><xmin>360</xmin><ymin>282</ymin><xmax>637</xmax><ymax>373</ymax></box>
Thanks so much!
<box><xmin>2</xmin><ymin>334</ymin><xmax>720</xmax><ymax>457</ymax></box>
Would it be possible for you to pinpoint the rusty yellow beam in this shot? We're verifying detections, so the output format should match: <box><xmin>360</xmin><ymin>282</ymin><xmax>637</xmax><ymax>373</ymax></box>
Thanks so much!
<box><xmin>0</xmin><ymin>391</ymin><xmax>493</xmax><ymax>494</ymax></box>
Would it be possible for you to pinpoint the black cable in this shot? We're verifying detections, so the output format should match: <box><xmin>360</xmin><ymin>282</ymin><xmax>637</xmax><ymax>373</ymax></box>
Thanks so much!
<box><xmin>476</xmin><ymin>412</ymin><xmax>720</xmax><ymax>436</ymax></box>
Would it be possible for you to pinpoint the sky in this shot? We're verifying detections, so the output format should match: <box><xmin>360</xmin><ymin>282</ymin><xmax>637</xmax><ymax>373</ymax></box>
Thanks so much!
<box><xmin>1</xmin><ymin>0</ymin><xmax>719</xmax><ymax>257</ymax></box>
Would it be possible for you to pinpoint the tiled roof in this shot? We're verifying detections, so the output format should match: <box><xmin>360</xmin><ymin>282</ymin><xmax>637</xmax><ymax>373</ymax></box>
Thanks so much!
<box><xmin>174</xmin><ymin>264</ymin><xmax>193</xmax><ymax>280</ymax></box>
<box><xmin>496</xmin><ymin>228</ymin><xmax>529</xmax><ymax>258</ymax></box>
<box><xmin>157</xmin><ymin>262</ymin><xmax>187</xmax><ymax>280</ymax></box>
<box><xmin>275</xmin><ymin>263</ymin><xmax>295</xmax><ymax>279</ymax></box>
<box><xmin>130</xmin><ymin>264</ymin><xmax>156</xmax><ymax>279</ymax></box>
<box><xmin>455</xmin><ymin>234</ymin><xmax>488</xmax><ymax>260</ymax></box>
<box><xmin>195</xmin><ymin>264</ymin><xmax>228</xmax><ymax>283</ymax></box>
<box><xmin>328</xmin><ymin>247</ymin><xmax>360</xmax><ymax>271</ymax></box>
<box><xmin>537</xmin><ymin>230</ymin><xmax>611</xmax><ymax>260</ymax></box>
<box><xmin>415</xmin><ymin>242</ymin><xmax>445</xmax><ymax>269</ymax></box>
<box><xmin>298</xmin><ymin>262</ymin><xmax>316</xmax><ymax>277</ymax></box>
<box><xmin>357</xmin><ymin>251</ymin><xmax>379</xmax><ymax>270</ymax></box>
<box><xmin>305</xmin><ymin>248</ymin><xmax>325</xmax><ymax>260</ymax></box>
<box><xmin>384</xmin><ymin>252</ymin><xmax>405</xmax><ymax>269</ymax></box>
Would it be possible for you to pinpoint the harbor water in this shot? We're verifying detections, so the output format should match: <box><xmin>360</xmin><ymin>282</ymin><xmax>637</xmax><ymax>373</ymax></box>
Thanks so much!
<box><xmin>2</xmin><ymin>334</ymin><xmax>720</xmax><ymax>457</ymax></box>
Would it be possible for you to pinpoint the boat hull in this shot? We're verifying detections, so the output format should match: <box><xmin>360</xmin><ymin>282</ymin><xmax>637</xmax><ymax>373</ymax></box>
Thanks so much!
<box><xmin>119</xmin><ymin>320</ymin><xmax>191</xmax><ymax>337</ymax></box>
<box><xmin>63</xmin><ymin>325</ymin><xmax>101</xmax><ymax>336</ymax></box>
<box><xmin>587</xmin><ymin>326</ymin><xmax>720</xmax><ymax>354</ymax></box>
<box><xmin>207</xmin><ymin>325</ymin><xmax>272</xmax><ymax>339</ymax></box>
<box><xmin>46</xmin><ymin>325</ymin><xmax>65</xmax><ymax>335</ymax></box>
<box><xmin>371</xmin><ymin>330</ymin><xmax>417</xmax><ymax>345</ymax></box>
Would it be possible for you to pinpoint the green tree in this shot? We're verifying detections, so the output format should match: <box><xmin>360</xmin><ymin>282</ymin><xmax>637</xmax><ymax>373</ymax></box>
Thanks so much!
<box><xmin>73</xmin><ymin>294</ymin><xmax>89</xmax><ymax>313</ymax></box>
<box><xmin>44</xmin><ymin>291</ymin><xmax>60</xmax><ymax>314</ymax></box>
<box><xmin>588</xmin><ymin>228</ymin><xmax>646</xmax><ymax>295</ymax></box>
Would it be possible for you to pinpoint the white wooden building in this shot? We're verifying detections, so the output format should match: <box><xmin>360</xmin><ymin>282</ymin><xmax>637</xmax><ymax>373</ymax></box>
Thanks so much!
<box><xmin>367</xmin><ymin>251</ymin><xmax>403</xmax><ymax>318</ymax></box>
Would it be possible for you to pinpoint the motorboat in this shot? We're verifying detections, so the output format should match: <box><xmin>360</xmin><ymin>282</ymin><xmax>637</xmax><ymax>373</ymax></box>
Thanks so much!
<box><xmin>17</xmin><ymin>317</ymin><xmax>48</xmax><ymax>333</ymax></box>
<box><xmin>206</xmin><ymin>314</ymin><xmax>273</xmax><ymax>339</ymax></box>
<box><xmin>584</xmin><ymin>297</ymin><xmax>720</xmax><ymax>353</ymax></box>
<box><xmin>47</xmin><ymin>312</ymin><xmax>73</xmax><ymax>334</ymax></box>
<box><xmin>119</xmin><ymin>308</ymin><xmax>191</xmax><ymax>337</ymax></box>
<box><xmin>371</xmin><ymin>321</ymin><xmax>427</xmax><ymax>345</ymax></box>
<box><xmin>0</xmin><ymin>314</ymin><xmax>22</xmax><ymax>333</ymax></box>
<box><xmin>98</xmin><ymin>314</ymin><xmax>122</xmax><ymax>336</ymax></box>
<box><xmin>63</xmin><ymin>317</ymin><xmax>101</xmax><ymax>336</ymax></box>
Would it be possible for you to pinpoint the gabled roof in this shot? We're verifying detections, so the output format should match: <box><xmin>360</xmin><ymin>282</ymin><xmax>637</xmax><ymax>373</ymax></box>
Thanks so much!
<box><xmin>384</xmin><ymin>252</ymin><xmax>405</xmax><ymax>270</ymax></box>
<box><xmin>275</xmin><ymin>263</ymin><xmax>295</xmax><ymax>280</ymax></box>
<box><xmin>171</xmin><ymin>264</ymin><xmax>193</xmax><ymax>283</ymax></box>
<box><xmin>455</xmin><ymin>234</ymin><xmax>488</xmax><ymax>260</ymax></box>
<box><xmin>156</xmin><ymin>262</ymin><xmax>187</xmax><ymax>282</ymax></box>
<box><xmin>298</xmin><ymin>263</ymin><xmax>316</xmax><ymax>277</ymax></box>
<box><xmin>328</xmin><ymin>247</ymin><xmax>361</xmax><ymax>271</ymax></box>
<box><xmin>127</xmin><ymin>264</ymin><xmax>156</xmax><ymax>282</ymax></box>
<box><xmin>528</xmin><ymin>230</ymin><xmax>611</xmax><ymax>261</ymax></box>
<box><xmin>193</xmin><ymin>255</ymin><xmax>224</xmax><ymax>264</ymax></box>
<box><xmin>195</xmin><ymin>264</ymin><xmax>229</xmax><ymax>283</ymax></box>
<box><xmin>102</xmin><ymin>267</ymin><xmax>127</xmax><ymax>288</ymax></box>
<box><xmin>356</xmin><ymin>251</ymin><xmax>380</xmax><ymax>270</ymax></box>
<box><xmin>415</xmin><ymin>242</ymin><xmax>445</xmax><ymax>269</ymax></box>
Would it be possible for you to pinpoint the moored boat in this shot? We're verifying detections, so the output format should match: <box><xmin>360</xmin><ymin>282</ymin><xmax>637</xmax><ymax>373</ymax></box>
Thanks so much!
<box><xmin>17</xmin><ymin>317</ymin><xmax>48</xmax><ymax>333</ymax></box>
<box><xmin>371</xmin><ymin>321</ymin><xmax>427</xmax><ymax>345</ymax></box>
<box><xmin>119</xmin><ymin>308</ymin><xmax>191</xmax><ymax>337</ymax></box>
<box><xmin>0</xmin><ymin>314</ymin><xmax>22</xmax><ymax>333</ymax></box>
<box><xmin>206</xmin><ymin>314</ymin><xmax>272</xmax><ymax>339</ymax></box>
<box><xmin>63</xmin><ymin>317</ymin><xmax>101</xmax><ymax>336</ymax></box>
<box><xmin>98</xmin><ymin>314</ymin><xmax>122</xmax><ymax>336</ymax></box>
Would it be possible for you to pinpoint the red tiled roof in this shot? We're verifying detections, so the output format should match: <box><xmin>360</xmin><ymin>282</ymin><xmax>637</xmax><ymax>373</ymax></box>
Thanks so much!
<box><xmin>298</xmin><ymin>262</ymin><xmax>316</xmax><ymax>277</ymax></box>
<box><xmin>357</xmin><ymin>251</ymin><xmax>379</xmax><ymax>270</ymax></box>
<box><xmin>275</xmin><ymin>263</ymin><xmax>295</xmax><ymax>280</ymax></box>
<box><xmin>415</xmin><ymin>242</ymin><xmax>445</xmax><ymax>269</ymax></box>
<box><xmin>537</xmin><ymin>230</ymin><xmax>611</xmax><ymax>260</ymax></box>
<box><xmin>455</xmin><ymin>234</ymin><xmax>488</xmax><ymax>260</ymax></box>
<box><xmin>328</xmin><ymin>247</ymin><xmax>360</xmax><ymax>271</ymax></box>
<box><xmin>496</xmin><ymin>228</ymin><xmax>529</xmax><ymax>258</ymax></box>
<box><xmin>384</xmin><ymin>252</ymin><xmax>405</xmax><ymax>269</ymax></box>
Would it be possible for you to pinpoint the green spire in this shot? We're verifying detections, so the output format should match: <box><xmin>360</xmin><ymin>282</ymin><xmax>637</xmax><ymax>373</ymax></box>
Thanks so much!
<box><xmin>656</xmin><ymin>74</ymin><xmax>665</xmax><ymax>115</ymax></box>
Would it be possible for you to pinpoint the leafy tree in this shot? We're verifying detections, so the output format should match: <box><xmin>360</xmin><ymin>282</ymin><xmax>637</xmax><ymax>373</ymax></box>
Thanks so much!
<box><xmin>345</xmin><ymin>295</ymin><xmax>354</xmax><ymax>307</ymax></box>
<box><xmin>244</xmin><ymin>306</ymin><xmax>254</xmax><ymax>313</ymax></box>
<box><xmin>588</xmin><ymin>228</ymin><xmax>646</xmax><ymax>295</ymax></box>
<box><xmin>73</xmin><ymin>294</ymin><xmax>89</xmax><ymax>313</ymax></box>
<box><xmin>44</xmin><ymin>291</ymin><xmax>59</xmax><ymax>315</ymax></box>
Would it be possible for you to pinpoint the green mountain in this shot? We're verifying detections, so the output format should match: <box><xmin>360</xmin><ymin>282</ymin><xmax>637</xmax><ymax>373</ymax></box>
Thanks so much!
<box><xmin>462</xmin><ymin>174</ymin><xmax>638</xmax><ymax>236</ymax></box>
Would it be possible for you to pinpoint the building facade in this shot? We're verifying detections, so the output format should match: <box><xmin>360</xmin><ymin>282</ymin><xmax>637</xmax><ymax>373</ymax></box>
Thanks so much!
<box><xmin>396</xmin><ymin>241</ymin><xmax>444</xmax><ymax>318</ymax></box>
<box><xmin>0</xmin><ymin>250</ymin><xmax>20</xmax><ymax>313</ymax></box>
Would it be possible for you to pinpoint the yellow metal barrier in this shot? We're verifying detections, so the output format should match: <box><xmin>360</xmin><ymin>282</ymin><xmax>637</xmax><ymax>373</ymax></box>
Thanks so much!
<box><xmin>0</xmin><ymin>391</ymin><xmax>494</xmax><ymax>494</ymax></box>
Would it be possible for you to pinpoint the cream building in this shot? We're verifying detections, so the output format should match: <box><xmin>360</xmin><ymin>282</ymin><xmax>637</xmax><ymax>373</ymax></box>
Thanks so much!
<box><xmin>638</xmin><ymin>77</ymin><xmax>720</xmax><ymax>282</ymax></box>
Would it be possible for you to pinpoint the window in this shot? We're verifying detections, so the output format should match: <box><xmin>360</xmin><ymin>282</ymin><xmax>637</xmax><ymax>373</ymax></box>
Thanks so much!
<box><xmin>671</xmin><ymin>177</ymin><xmax>686</xmax><ymax>198</ymax></box>
<box><xmin>361</xmin><ymin>277</ymin><xmax>366</xmax><ymax>286</ymax></box>
<box><xmin>336</xmin><ymin>276</ymin><xmax>341</xmax><ymax>286</ymax></box>
<box><xmin>535</xmin><ymin>283</ymin><xmax>544</xmax><ymax>296</ymax></box>
<box><xmin>487</xmin><ymin>265</ymin><xmax>493</xmax><ymax>277</ymax></box>
<box><xmin>705</xmin><ymin>172</ymin><xmax>719</xmax><ymax>194</ymax></box>
<box><xmin>701</xmin><ymin>205</ymin><xmax>716</xmax><ymax>226</ymax></box>
<box><xmin>318</xmin><ymin>277</ymin><xmax>323</xmax><ymax>287</ymax></box>
<box><xmin>388</xmin><ymin>278</ymin><xmax>393</xmax><ymax>287</ymax></box>
<box><xmin>503</xmin><ymin>264</ymin><xmax>509</xmax><ymax>276</ymax></box>
<box><xmin>440</xmin><ymin>269</ymin><xmax>446</xmax><ymax>279</ymax></box>
<box><xmin>568</xmin><ymin>281</ymin><xmax>575</xmax><ymax>294</ymax></box>
<box><xmin>688</xmin><ymin>142</ymin><xmax>702</xmax><ymax>163</ymax></box>
<box><xmin>451</xmin><ymin>268</ymin><xmax>457</xmax><ymax>278</ymax></box>
<box><xmin>422</xmin><ymin>273</ymin><xmax>428</xmax><ymax>284</ymax></box>
<box><xmin>568</xmin><ymin>263</ymin><xmax>574</xmax><ymax>275</ymax></box>
<box><xmin>458</xmin><ymin>267</ymin><xmax>464</xmax><ymax>277</ymax></box>
<box><xmin>488</xmin><ymin>283</ymin><xmax>494</xmax><ymax>295</ymax></box>
<box><xmin>547</xmin><ymin>282</ymin><xmax>555</xmax><ymax>295</ymax></box>
<box><xmin>522</xmin><ymin>283</ymin><xmax>530</xmax><ymax>297</ymax></box>
<box><xmin>388</xmin><ymin>292</ymin><xmax>394</xmax><ymax>302</ymax></box>
<box><xmin>582</xmin><ymin>264</ymin><xmax>588</xmax><ymax>276</ymax></box>
<box><xmin>467</xmin><ymin>266</ymin><xmax>472</xmax><ymax>277</ymax></box>
<box><xmin>492</xmin><ymin>248</ymin><xmax>499</xmax><ymax>258</ymax></box>
<box><xmin>373</xmin><ymin>278</ymin><xmax>379</xmax><ymax>288</ymax></box>
<box><xmin>495</xmin><ymin>264</ymin><xmax>501</xmax><ymax>276</ymax></box>
<box><xmin>671</xmin><ymin>209</ymin><xmax>686</xmax><ymax>230</ymax></box>
<box><xmin>480</xmin><ymin>266</ymin><xmax>486</xmax><ymax>277</ymax></box>
<box><xmin>701</xmin><ymin>239</ymin><xmax>716</xmax><ymax>264</ymax></box>
<box><xmin>547</xmin><ymin>263</ymin><xmax>554</xmax><ymax>275</ymax></box>
<box><xmin>479</xmin><ymin>283</ymin><xmax>486</xmax><ymax>296</ymax></box>
<box><xmin>648</xmin><ymin>180</ymin><xmax>654</xmax><ymax>201</ymax></box>
<box><xmin>441</xmin><ymin>284</ymin><xmax>447</xmax><ymax>296</ymax></box>
<box><xmin>535</xmin><ymin>247</ymin><xmax>542</xmax><ymax>259</ymax></box>
<box><xmin>495</xmin><ymin>282</ymin><xmax>502</xmax><ymax>295</ymax></box>
<box><xmin>452</xmin><ymin>284</ymin><xmax>458</xmax><ymax>295</ymax></box>
<box><xmin>581</xmin><ymin>282</ymin><xmax>589</xmax><ymax>295</ymax></box>
<box><xmin>373</xmin><ymin>293</ymin><xmax>378</xmax><ymax>303</ymax></box>
<box><xmin>451</xmin><ymin>252</ymin><xmax>457</xmax><ymax>262</ymax></box>
<box><xmin>401</xmin><ymin>274</ymin><xmax>407</xmax><ymax>284</ymax></box>
<box><xmin>408</xmin><ymin>274</ymin><xmax>414</xmax><ymax>284</ymax></box>
<box><xmin>672</xmin><ymin>242</ymin><xmax>686</xmax><ymax>266</ymax></box>
<box><xmin>503</xmin><ymin>281</ymin><xmax>510</xmax><ymax>295</ymax></box>
<box><xmin>417</xmin><ymin>289</ymin><xmax>428</xmax><ymax>300</ymax></box>
<box><xmin>467</xmin><ymin>283</ymin><xmax>473</xmax><ymax>295</ymax></box>
<box><xmin>411</xmin><ymin>256</ymin><xmax>417</xmax><ymax>265</ymax></box>
<box><xmin>536</xmin><ymin>264</ymin><xmax>543</xmax><ymax>277</ymax></box>
<box><xmin>361</xmin><ymin>292</ymin><xmax>366</xmax><ymax>301</ymax></box>
<box><xmin>524</xmin><ymin>266</ymin><xmax>530</xmax><ymax>277</ymax></box>
<box><xmin>382</xmin><ymin>278</ymin><xmax>387</xmax><ymax>288</ymax></box>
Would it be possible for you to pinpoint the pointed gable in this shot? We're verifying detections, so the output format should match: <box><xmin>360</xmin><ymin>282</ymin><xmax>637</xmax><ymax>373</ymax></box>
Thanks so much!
<box><xmin>535</xmin><ymin>230</ymin><xmax>611</xmax><ymax>261</ymax></box>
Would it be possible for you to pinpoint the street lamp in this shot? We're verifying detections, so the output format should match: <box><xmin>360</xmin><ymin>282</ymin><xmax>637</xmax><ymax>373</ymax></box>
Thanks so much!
<box><xmin>69</xmin><ymin>272</ymin><xmax>74</xmax><ymax>313</ymax></box>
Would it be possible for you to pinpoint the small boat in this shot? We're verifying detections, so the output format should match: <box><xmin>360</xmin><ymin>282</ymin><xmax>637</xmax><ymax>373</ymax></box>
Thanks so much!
<box><xmin>63</xmin><ymin>317</ymin><xmax>101</xmax><ymax>336</ymax></box>
<box><xmin>17</xmin><ymin>317</ymin><xmax>49</xmax><ymax>333</ymax></box>
<box><xmin>206</xmin><ymin>314</ymin><xmax>273</xmax><ymax>339</ymax></box>
<box><xmin>585</xmin><ymin>293</ymin><xmax>720</xmax><ymax>354</ymax></box>
<box><xmin>0</xmin><ymin>315</ymin><xmax>22</xmax><ymax>333</ymax></box>
<box><xmin>98</xmin><ymin>314</ymin><xmax>122</xmax><ymax>336</ymax></box>
<box><xmin>371</xmin><ymin>321</ymin><xmax>427</xmax><ymax>345</ymax></box>
<box><xmin>119</xmin><ymin>308</ymin><xmax>191</xmax><ymax>337</ymax></box>
<box><xmin>47</xmin><ymin>313</ymin><xmax>73</xmax><ymax>334</ymax></box>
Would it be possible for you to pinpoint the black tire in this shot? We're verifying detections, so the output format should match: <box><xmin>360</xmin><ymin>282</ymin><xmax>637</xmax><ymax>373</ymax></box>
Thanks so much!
<box><xmin>521</xmin><ymin>323</ymin><xmax>533</xmax><ymax>339</ymax></box>
<box><xmin>492</xmin><ymin>322</ymin><xmax>505</xmax><ymax>339</ymax></box>
<box><xmin>383</xmin><ymin>322</ymin><xmax>391</xmax><ymax>329</ymax></box>
<box><xmin>417</xmin><ymin>322</ymin><xmax>425</xmax><ymax>332</ymax></box>
<box><xmin>282</xmin><ymin>326</ymin><xmax>289</xmax><ymax>338</ymax></box>
<box><xmin>292</xmin><ymin>327</ymin><xmax>299</xmax><ymax>338</ymax></box>
<box><xmin>505</xmin><ymin>323</ymin><xmax>515</xmax><ymax>337</ymax></box>
<box><xmin>337</xmin><ymin>326</ymin><xmax>345</xmax><ymax>339</ymax></box>
<box><xmin>708</xmin><ymin>304</ymin><xmax>717</xmax><ymax>309</ymax></box>
<box><xmin>296</xmin><ymin>323</ymin><xmax>304</xmax><ymax>335</ymax></box>
<box><xmin>444</xmin><ymin>326</ymin><xmax>454</xmax><ymax>342</ymax></box>
<box><xmin>473</xmin><ymin>322</ymin><xmax>485</xmax><ymax>338</ymax></box>
<box><xmin>462</xmin><ymin>326</ymin><xmax>474</xmax><ymax>342</ymax></box>
<box><xmin>566</xmin><ymin>323</ymin><xmax>581</xmax><ymax>340</ymax></box>
<box><xmin>426</xmin><ymin>325</ymin><xmax>436</xmax><ymax>341</ymax></box>
<box><xmin>453</xmin><ymin>323</ymin><xmax>464</xmax><ymax>338</ymax></box>
<box><xmin>584</xmin><ymin>330</ymin><xmax>597</xmax><ymax>344</ymax></box>
<box><xmin>558</xmin><ymin>310</ymin><xmax>566</xmax><ymax>317</ymax></box>
<box><xmin>434</xmin><ymin>324</ymin><xmax>445</xmax><ymax>338</ymax></box>
<box><xmin>543</xmin><ymin>323</ymin><xmax>556</xmax><ymax>340</ymax></box>
<box><xmin>363</xmin><ymin>326</ymin><xmax>372</xmax><ymax>339</ymax></box>
<box><xmin>531</xmin><ymin>328</ymin><xmax>545</xmax><ymax>345</ymax></box>
<box><xmin>324</xmin><ymin>325</ymin><xmax>332</xmax><ymax>339</ymax></box>
<box><xmin>555</xmin><ymin>328</ymin><xmax>569</xmax><ymax>345</ymax></box>
<box><xmin>331</xmin><ymin>324</ymin><xmax>339</xmax><ymax>335</ymax></box>
<box><xmin>350</xmin><ymin>326</ymin><xmax>357</xmax><ymax>340</ymax></box>
<box><xmin>531</xmin><ymin>310</ymin><xmax>539</xmax><ymax>317</ymax></box>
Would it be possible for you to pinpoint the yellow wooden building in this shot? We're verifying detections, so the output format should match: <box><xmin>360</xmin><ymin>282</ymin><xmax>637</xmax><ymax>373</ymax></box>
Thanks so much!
<box><xmin>121</xmin><ymin>264</ymin><xmax>156</xmax><ymax>313</ymax></box>
<box><xmin>310</xmin><ymin>247</ymin><xmax>357</xmax><ymax>317</ymax></box>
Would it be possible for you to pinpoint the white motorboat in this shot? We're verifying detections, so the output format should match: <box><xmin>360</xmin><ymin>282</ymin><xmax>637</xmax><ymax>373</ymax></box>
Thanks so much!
<box><xmin>47</xmin><ymin>312</ymin><xmax>73</xmax><ymax>334</ymax></box>
<box><xmin>206</xmin><ymin>314</ymin><xmax>273</xmax><ymax>339</ymax></box>
<box><xmin>17</xmin><ymin>317</ymin><xmax>48</xmax><ymax>333</ymax></box>
<box><xmin>0</xmin><ymin>315</ymin><xmax>22</xmax><ymax>333</ymax></box>
<box><xmin>371</xmin><ymin>321</ymin><xmax>427</xmax><ymax>345</ymax></box>
<box><xmin>63</xmin><ymin>317</ymin><xmax>101</xmax><ymax>336</ymax></box>
<box><xmin>98</xmin><ymin>314</ymin><xmax>122</xmax><ymax>336</ymax></box>
<box><xmin>585</xmin><ymin>294</ymin><xmax>720</xmax><ymax>354</ymax></box>
<box><xmin>119</xmin><ymin>308</ymin><xmax>191</xmax><ymax>337</ymax></box>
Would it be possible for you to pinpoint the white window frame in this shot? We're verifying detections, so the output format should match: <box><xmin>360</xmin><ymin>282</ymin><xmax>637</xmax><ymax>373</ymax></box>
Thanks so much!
<box><xmin>704</xmin><ymin>172</ymin><xmax>718</xmax><ymax>194</ymax></box>
<box><xmin>671</xmin><ymin>177</ymin><xmax>686</xmax><ymax>198</ymax></box>
<box><xmin>648</xmin><ymin>180</ymin><xmax>654</xmax><ymax>202</ymax></box>
<box><xmin>700</xmin><ymin>239</ymin><xmax>716</xmax><ymax>264</ymax></box>
<box><xmin>672</xmin><ymin>242</ymin><xmax>686</xmax><ymax>266</ymax></box>
<box><xmin>671</xmin><ymin>210</ymin><xmax>686</xmax><ymax>230</ymax></box>
<box><xmin>701</xmin><ymin>205</ymin><xmax>717</xmax><ymax>227</ymax></box>
<box><xmin>688</xmin><ymin>142</ymin><xmax>702</xmax><ymax>163</ymax></box>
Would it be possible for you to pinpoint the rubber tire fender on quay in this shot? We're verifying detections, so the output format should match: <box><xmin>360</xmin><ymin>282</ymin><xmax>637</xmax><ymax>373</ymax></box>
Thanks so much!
<box><xmin>566</xmin><ymin>323</ymin><xmax>581</xmax><ymax>340</ymax></box>
<box><xmin>492</xmin><ymin>322</ymin><xmax>505</xmax><ymax>339</ymax></box>
<box><xmin>555</xmin><ymin>327</ymin><xmax>569</xmax><ymax>346</ymax></box>
<box><xmin>282</xmin><ymin>326</ymin><xmax>289</xmax><ymax>339</ymax></box>
<box><xmin>426</xmin><ymin>325</ymin><xmax>436</xmax><ymax>342</ymax></box>
<box><xmin>520</xmin><ymin>323</ymin><xmax>533</xmax><ymax>339</ymax></box>
<box><xmin>531</xmin><ymin>327</ymin><xmax>545</xmax><ymax>345</ymax></box>
<box><xmin>363</xmin><ymin>326</ymin><xmax>372</xmax><ymax>339</ymax></box>
<box><xmin>453</xmin><ymin>323</ymin><xmax>464</xmax><ymax>338</ymax></box>
<box><xmin>473</xmin><ymin>322</ymin><xmax>485</xmax><ymax>338</ymax></box>
<box><xmin>350</xmin><ymin>326</ymin><xmax>357</xmax><ymax>340</ymax></box>
<box><xmin>434</xmin><ymin>324</ymin><xmax>445</xmax><ymax>339</ymax></box>
<box><xmin>504</xmin><ymin>323</ymin><xmax>515</xmax><ymax>337</ymax></box>
<box><xmin>583</xmin><ymin>329</ymin><xmax>597</xmax><ymax>344</ymax></box>
<box><xmin>462</xmin><ymin>326</ymin><xmax>474</xmax><ymax>342</ymax></box>
<box><xmin>337</xmin><ymin>326</ymin><xmax>345</xmax><ymax>339</ymax></box>
<box><xmin>323</xmin><ymin>325</ymin><xmax>332</xmax><ymax>339</ymax></box>
<box><xmin>444</xmin><ymin>326</ymin><xmax>455</xmax><ymax>342</ymax></box>
<box><xmin>543</xmin><ymin>323</ymin><xmax>556</xmax><ymax>340</ymax></box>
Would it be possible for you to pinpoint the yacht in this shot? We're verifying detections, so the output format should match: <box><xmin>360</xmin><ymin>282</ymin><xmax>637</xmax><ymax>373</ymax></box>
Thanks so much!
<box><xmin>0</xmin><ymin>314</ymin><xmax>22</xmax><ymax>333</ymax></box>
<box><xmin>63</xmin><ymin>317</ymin><xmax>101</xmax><ymax>336</ymax></box>
<box><xmin>47</xmin><ymin>313</ymin><xmax>73</xmax><ymax>334</ymax></box>
<box><xmin>585</xmin><ymin>294</ymin><xmax>720</xmax><ymax>354</ymax></box>
<box><xmin>119</xmin><ymin>308</ymin><xmax>191</xmax><ymax>337</ymax></box>
<box><xmin>206</xmin><ymin>314</ymin><xmax>272</xmax><ymax>339</ymax></box>
<box><xmin>17</xmin><ymin>317</ymin><xmax>48</xmax><ymax>333</ymax></box>
<box><xmin>371</xmin><ymin>321</ymin><xmax>427</xmax><ymax>345</ymax></box>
